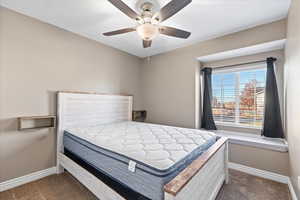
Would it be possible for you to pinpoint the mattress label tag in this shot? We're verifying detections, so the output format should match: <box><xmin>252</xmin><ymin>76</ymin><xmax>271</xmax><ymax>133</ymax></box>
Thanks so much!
<box><xmin>128</xmin><ymin>160</ymin><xmax>136</xmax><ymax>173</ymax></box>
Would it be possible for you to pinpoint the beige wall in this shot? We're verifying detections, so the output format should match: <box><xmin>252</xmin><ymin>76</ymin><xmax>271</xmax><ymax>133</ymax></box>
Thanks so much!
<box><xmin>230</xmin><ymin>144</ymin><xmax>289</xmax><ymax>176</ymax></box>
<box><xmin>285</xmin><ymin>0</ymin><xmax>300</xmax><ymax>197</ymax></box>
<box><xmin>0</xmin><ymin>7</ymin><xmax>142</xmax><ymax>182</ymax></box>
<box><xmin>201</xmin><ymin>50</ymin><xmax>285</xmax><ymax>135</ymax></box>
<box><xmin>141</xmin><ymin>20</ymin><xmax>289</xmax><ymax>175</ymax></box>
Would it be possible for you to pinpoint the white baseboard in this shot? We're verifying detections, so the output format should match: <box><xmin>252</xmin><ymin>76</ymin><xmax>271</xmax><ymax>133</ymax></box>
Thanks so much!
<box><xmin>228</xmin><ymin>162</ymin><xmax>289</xmax><ymax>184</ymax></box>
<box><xmin>288</xmin><ymin>179</ymin><xmax>299</xmax><ymax>200</ymax></box>
<box><xmin>0</xmin><ymin>167</ymin><xmax>56</xmax><ymax>192</ymax></box>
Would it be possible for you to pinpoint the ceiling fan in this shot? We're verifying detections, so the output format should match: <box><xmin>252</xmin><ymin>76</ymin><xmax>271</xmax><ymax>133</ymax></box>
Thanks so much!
<box><xmin>103</xmin><ymin>0</ymin><xmax>192</xmax><ymax>48</ymax></box>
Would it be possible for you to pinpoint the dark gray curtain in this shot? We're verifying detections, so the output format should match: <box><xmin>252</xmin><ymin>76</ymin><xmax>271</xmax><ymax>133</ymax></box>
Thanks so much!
<box><xmin>201</xmin><ymin>68</ymin><xmax>217</xmax><ymax>130</ymax></box>
<box><xmin>262</xmin><ymin>57</ymin><xmax>284</xmax><ymax>138</ymax></box>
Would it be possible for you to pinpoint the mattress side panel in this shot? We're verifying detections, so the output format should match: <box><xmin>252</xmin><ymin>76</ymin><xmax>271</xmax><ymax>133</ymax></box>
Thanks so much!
<box><xmin>63</xmin><ymin>133</ymin><xmax>165</xmax><ymax>200</ymax></box>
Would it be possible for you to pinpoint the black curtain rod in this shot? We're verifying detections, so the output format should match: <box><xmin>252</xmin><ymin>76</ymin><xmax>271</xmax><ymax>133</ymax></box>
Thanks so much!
<box><xmin>211</xmin><ymin>57</ymin><xmax>277</xmax><ymax>71</ymax></box>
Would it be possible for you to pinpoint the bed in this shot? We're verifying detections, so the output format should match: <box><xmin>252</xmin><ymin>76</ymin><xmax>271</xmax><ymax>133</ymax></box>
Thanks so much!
<box><xmin>56</xmin><ymin>91</ymin><xmax>229</xmax><ymax>200</ymax></box>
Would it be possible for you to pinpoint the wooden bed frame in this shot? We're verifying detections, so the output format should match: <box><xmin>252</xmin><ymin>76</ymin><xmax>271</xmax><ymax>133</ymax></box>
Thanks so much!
<box><xmin>56</xmin><ymin>91</ymin><xmax>229</xmax><ymax>200</ymax></box>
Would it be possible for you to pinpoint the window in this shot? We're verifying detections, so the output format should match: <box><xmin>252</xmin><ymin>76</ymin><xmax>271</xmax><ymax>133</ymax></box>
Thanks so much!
<box><xmin>211</xmin><ymin>65</ymin><xmax>267</xmax><ymax>129</ymax></box>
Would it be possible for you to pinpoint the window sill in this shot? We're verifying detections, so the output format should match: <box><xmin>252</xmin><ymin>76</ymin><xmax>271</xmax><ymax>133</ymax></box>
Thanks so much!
<box><xmin>212</xmin><ymin>130</ymin><xmax>288</xmax><ymax>152</ymax></box>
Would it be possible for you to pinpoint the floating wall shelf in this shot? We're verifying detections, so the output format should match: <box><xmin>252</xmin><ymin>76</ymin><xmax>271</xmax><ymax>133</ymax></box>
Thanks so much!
<box><xmin>18</xmin><ymin>115</ymin><xmax>56</xmax><ymax>130</ymax></box>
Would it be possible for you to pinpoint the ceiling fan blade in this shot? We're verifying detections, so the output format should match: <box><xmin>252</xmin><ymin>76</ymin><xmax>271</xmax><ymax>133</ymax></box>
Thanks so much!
<box><xmin>159</xmin><ymin>26</ymin><xmax>191</xmax><ymax>39</ymax></box>
<box><xmin>143</xmin><ymin>40</ymin><xmax>152</xmax><ymax>48</ymax></box>
<box><xmin>107</xmin><ymin>0</ymin><xmax>140</xmax><ymax>20</ymax></box>
<box><xmin>158</xmin><ymin>0</ymin><xmax>192</xmax><ymax>22</ymax></box>
<box><xmin>103</xmin><ymin>28</ymin><xmax>135</xmax><ymax>36</ymax></box>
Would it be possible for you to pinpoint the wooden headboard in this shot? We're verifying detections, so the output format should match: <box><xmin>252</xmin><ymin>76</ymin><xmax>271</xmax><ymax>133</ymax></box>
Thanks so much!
<box><xmin>56</xmin><ymin>91</ymin><xmax>133</xmax><ymax>165</ymax></box>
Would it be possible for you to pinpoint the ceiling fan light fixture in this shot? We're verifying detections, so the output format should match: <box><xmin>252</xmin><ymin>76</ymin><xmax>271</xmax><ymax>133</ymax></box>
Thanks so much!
<box><xmin>136</xmin><ymin>23</ymin><xmax>159</xmax><ymax>41</ymax></box>
<box><xmin>104</xmin><ymin>0</ymin><xmax>193</xmax><ymax>48</ymax></box>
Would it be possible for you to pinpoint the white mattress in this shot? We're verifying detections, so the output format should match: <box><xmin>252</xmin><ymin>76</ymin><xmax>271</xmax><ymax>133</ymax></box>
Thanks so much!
<box><xmin>66</xmin><ymin>121</ymin><xmax>217</xmax><ymax>171</ymax></box>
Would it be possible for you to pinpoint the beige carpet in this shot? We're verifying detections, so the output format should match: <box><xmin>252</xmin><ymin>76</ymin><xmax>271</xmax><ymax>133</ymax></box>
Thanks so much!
<box><xmin>0</xmin><ymin>169</ymin><xmax>291</xmax><ymax>200</ymax></box>
<box><xmin>216</xmin><ymin>170</ymin><xmax>291</xmax><ymax>200</ymax></box>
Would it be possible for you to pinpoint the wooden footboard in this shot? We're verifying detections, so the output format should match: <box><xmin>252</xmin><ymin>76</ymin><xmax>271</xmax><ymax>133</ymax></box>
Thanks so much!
<box><xmin>164</xmin><ymin>137</ymin><xmax>229</xmax><ymax>200</ymax></box>
<box><xmin>58</xmin><ymin>153</ymin><xmax>125</xmax><ymax>200</ymax></box>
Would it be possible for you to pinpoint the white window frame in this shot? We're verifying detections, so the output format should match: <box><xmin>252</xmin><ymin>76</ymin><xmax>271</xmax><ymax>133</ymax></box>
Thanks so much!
<box><xmin>211</xmin><ymin>63</ymin><xmax>267</xmax><ymax>130</ymax></box>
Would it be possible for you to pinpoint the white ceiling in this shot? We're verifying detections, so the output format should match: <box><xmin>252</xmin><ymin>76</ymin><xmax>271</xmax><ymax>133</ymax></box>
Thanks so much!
<box><xmin>1</xmin><ymin>0</ymin><xmax>291</xmax><ymax>58</ymax></box>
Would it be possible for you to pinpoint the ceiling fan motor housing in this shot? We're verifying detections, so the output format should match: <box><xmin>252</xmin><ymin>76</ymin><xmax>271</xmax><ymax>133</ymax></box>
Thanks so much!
<box><xmin>135</xmin><ymin>0</ymin><xmax>160</xmax><ymax>13</ymax></box>
<box><xmin>141</xmin><ymin>2</ymin><xmax>153</xmax><ymax>12</ymax></box>
<box><xmin>141</xmin><ymin>9</ymin><xmax>153</xmax><ymax>23</ymax></box>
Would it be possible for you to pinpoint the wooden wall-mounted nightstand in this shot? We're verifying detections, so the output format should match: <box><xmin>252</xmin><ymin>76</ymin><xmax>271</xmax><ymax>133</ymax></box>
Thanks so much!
<box><xmin>132</xmin><ymin>110</ymin><xmax>147</xmax><ymax>122</ymax></box>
